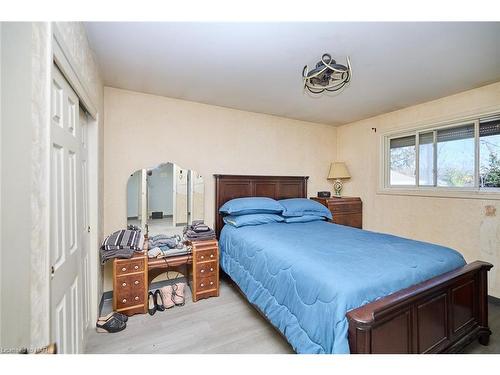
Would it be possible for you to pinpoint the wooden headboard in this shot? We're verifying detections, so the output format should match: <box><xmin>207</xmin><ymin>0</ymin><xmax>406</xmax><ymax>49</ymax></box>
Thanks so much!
<box><xmin>214</xmin><ymin>174</ymin><xmax>309</xmax><ymax>238</ymax></box>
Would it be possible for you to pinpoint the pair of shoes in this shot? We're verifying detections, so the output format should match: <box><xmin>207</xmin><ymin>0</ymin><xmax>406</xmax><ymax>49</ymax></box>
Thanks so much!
<box><xmin>98</xmin><ymin>311</ymin><xmax>128</xmax><ymax>323</ymax></box>
<box><xmin>148</xmin><ymin>283</ymin><xmax>186</xmax><ymax>315</ymax></box>
<box><xmin>159</xmin><ymin>283</ymin><xmax>186</xmax><ymax>308</ymax></box>
<box><xmin>96</xmin><ymin>312</ymin><xmax>127</xmax><ymax>333</ymax></box>
<box><xmin>148</xmin><ymin>290</ymin><xmax>167</xmax><ymax>315</ymax></box>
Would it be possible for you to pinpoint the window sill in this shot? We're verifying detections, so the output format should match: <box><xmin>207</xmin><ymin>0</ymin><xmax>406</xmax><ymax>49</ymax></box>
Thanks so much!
<box><xmin>377</xmin><ymin>187</ymin><xmax>500</xmax><ymax>201</ymax></box>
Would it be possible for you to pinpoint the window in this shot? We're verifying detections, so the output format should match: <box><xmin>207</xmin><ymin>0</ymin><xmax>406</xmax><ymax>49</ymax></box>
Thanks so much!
<box><xmin>385</xmin><ymin>114</ymin><xmax>500</xmax><ymax>191</ymax></box>
<box><xmin>418</xmin><ymin>132</ymin><xmax>434</xmax><ymax>186</ymax></box>
<box><xmin>436</xmin><ymin>124</ymin><xmax>475</xmax><ymax>187</ymax></box>
<box><xmin>389</xmin><ymin>135</ymin><xmax>415</xmax><ymax>185</ymax></box>
<box><xmin>479</xmin><ymin>118</ymin><xmax>500</xmax><ymax>188</ymax></box>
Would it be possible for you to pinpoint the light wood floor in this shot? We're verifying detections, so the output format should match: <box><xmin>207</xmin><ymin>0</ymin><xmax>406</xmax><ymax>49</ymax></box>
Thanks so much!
<box><xmin>85</xmin><ymin>279</ymin><xmax>500</xmax><ymax>354</ymax></box>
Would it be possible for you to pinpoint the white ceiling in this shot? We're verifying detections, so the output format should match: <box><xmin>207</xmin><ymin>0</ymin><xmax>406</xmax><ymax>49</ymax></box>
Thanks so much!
<box><xmin>84</xmin><ymin>22</ymin><xmax>500</xmax><ymax>126</ymax></box>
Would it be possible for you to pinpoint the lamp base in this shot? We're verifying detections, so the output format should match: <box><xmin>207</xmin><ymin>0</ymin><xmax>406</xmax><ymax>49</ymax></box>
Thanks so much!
<box><xmin>333</xmin><ymin>179</ymin><xmax>343</xmax><ymax>197</ymax></box>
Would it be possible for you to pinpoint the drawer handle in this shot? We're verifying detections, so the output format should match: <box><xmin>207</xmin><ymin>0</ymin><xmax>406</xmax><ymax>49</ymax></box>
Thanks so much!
<box><xmin>134</xmin><ymin>296</ymin><xmax>139</xmax><ymax>301</ymax></box>
<box><xmin>201</xmin><ymin>255</ymin><xmax>204</xmax><ymax>259</ymax></box>
<box><xmin>134</xmin><ymin>280</ymin><xmax>139</xmax><ymax>285</ymax></box>
<box><xmin>201</xmin><ymin>269</ymin><xmax>204</xmax><ymax>273</ymax></box>
<box><xmin>122</xmin><ymin>282</ymin><xmax>127</xmax><ymax>287</ymax></box>
<box><xmin>210</xmin><ymin>281</ymin><xmax>214</xmax><ymax>285</ymax></box>
<box><xmin>210</xmin><ymin>254</ymin><xmax>214</xmax><ymax>258</ymax></box>
<box><xmin>210</xmin><ymin>268</ymin><xmax>213</xmax><ymax>272</ymax></box>
<box><xmin>121</xmin><ymin>267</ymin><xmax>127</xmax><ymax>272</ymax></box>
<box><xmin>200</xmin><ymin>283</ymin><xmax>204</xmax><ymax>287</ymax></box>
<box><xmin>122</xmin><ymin>299</ymin><xmax>127</xmax><ymax>303</ymax></box>
<box><xmin>134</xmin><ymin>265</ymin><xmax>139</xmax><ymax>270</ymax></box>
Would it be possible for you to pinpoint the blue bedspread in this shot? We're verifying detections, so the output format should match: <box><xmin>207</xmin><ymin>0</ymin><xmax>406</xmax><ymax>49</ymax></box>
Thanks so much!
<box><xmin>219</xmin><ymin>221</ymin><xmax>466</xmax><ymax>354</ymax></box>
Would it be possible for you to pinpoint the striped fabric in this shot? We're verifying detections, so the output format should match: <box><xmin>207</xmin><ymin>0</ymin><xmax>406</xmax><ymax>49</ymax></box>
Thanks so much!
<box><xmin>101</xmin><ymin>229</ymin><xmax>143</xmax><ymax>251</ymax></box>
<box><xmin>100</xmin><ymin>229</ymin><xmax>144</xmax><ymax>264</ymax></box>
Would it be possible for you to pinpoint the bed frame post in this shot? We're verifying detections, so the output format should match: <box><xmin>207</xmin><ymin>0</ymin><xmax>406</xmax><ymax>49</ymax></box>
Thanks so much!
<box><xmin>477</xmin><ymin>266</ymin><xmax>490</xmax><ymax>345</ymax></box>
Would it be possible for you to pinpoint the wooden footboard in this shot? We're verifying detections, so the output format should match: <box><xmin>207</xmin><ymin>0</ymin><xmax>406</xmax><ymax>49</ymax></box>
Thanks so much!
<box><xmin>347</xmin><ymin>261</ymin><xmax>493</xmax><ymax>353</ymax></box>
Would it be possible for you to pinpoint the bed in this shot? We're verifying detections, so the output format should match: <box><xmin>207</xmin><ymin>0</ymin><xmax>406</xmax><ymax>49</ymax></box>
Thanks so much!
<box><xmin>214</xmin><ymin>174</ymin><xmax>493</xmax><ymax>354</ymax></box>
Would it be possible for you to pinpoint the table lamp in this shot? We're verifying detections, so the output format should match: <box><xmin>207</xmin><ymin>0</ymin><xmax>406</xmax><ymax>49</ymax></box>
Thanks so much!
<box><xmin>328</xmin><ymin>162</ymin><xmax>351</xmax><ymax>197</ymax></box>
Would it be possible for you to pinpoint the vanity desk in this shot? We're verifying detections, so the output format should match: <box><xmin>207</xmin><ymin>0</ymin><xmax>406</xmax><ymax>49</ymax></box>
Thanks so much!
<box><xmin>116</xmin><ymin>161</ymin><xmax>217</xmax><ymax>316</ymax></box>
<box><xmin>112</xmin><ymin>239</ymin><xmax>219</xmax><ymax>316</ymax></box>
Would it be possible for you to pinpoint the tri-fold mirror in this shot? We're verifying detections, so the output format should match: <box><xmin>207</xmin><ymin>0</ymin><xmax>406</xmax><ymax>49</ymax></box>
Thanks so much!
<box><xmin>127</xmin><ymin>162</ymin><xmax>204</xmax><ymax>235</ymax></box>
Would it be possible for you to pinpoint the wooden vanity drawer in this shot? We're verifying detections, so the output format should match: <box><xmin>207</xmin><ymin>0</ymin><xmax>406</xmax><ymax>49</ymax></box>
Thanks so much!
<box><xmin>116</xmin><ymin>274</ymin><xmax>144</xmax><ymax>291</ymax></box>
<box><xmin>195</xmin><ymin>248</ymin><xmax>218</xmax><ymax>263</ymax></box>
<box><xmin>115</xmin><ymin>258</ymin><xmax>145</xmax><ymax>275</ymax></box>
<box><xmin>112</xmin><ymin>253</ymin><xmax>148</xmax><ymax>316</ymax></box>
<box><xmin>115</xmin><ymin>289</ymin><xmax>145</xmax><ymax>309</ymax></box>
<box><xmin>196</xmin><ymin>261</ymin><xmax>217</xmax><ymax>278</ymax></box>
<box><xmin>190</xmin><ymin>239</ymin><xmax>219</xmax><ymax>302</ymax></box>
<box><xmin>196</xmin><ymin>276</ymin><xmax>217</xmax><ymax>292</ymax></box>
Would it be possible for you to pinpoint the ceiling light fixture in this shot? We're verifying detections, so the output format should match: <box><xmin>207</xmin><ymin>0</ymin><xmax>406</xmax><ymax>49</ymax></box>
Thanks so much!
<box><xmin>302</xmin><ymin>53</ymin><xmax>352</xmax><ymax>94</ymax></box>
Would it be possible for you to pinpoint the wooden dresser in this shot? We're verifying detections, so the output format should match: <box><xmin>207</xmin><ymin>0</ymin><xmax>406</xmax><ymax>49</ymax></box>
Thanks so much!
<box><xmin>112</xmin><ymin>253</ymin><xmax>148</xmax><ymax>316</ymax></box>
<box><xmin>190</xmin><ymin>239</ymin><xmax>220</xmax><ymax>302</ymax></box>
<box><xmin>311</xmin><ymin>196</ymin><xmax>362</xmax><ymax>229</ymax></box>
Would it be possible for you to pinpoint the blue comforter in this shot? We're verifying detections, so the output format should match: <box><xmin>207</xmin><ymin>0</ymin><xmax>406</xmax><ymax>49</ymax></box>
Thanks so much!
<box><xmin>219</xmin><ymin>221</ymin><xmax>466</xmax><ymax>354</ymax></box>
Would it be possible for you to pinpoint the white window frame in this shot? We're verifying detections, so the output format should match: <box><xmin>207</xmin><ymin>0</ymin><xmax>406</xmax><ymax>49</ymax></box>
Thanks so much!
<box><xmin>380</xmin><ymin>110</ymin><xmax>500</xmax><ymax>200</ymax></box>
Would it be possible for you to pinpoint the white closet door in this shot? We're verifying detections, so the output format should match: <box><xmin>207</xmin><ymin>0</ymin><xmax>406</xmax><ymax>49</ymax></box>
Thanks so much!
<box><xmin>50</xmin><ymin>65</ymin><xmax>85</xmax><ymax>354</ymax></box>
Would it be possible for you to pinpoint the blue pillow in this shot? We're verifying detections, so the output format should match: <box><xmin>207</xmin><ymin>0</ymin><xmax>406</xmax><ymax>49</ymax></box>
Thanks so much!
<box><xmin>284</xmin><ymin>215</ymin><xmax>326</xmax><ymax>223</ymax></box>
<box><xmin>279</xmin><ymin>198</ymin><xmax>333</xmax><ymax>219</ymax></box>
<box><xmin>219</xmin><ymin>197</ymin><xmax>284</xmax><ymax>216</ymax></box>
<box><xmin>223</xmin><ymin>213</ymin><xmax>284</xmax><ymax>228</ymax></box>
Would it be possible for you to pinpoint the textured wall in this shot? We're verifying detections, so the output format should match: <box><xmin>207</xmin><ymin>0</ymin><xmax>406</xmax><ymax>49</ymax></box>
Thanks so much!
<box><xmin>102</xmin><ymin>87</ymin><xmax>338</xmax><ymax>290</ymax></box>
<box><xmin>337</xmin><ymin>82</ymin><xmax>500</xmax><ymax>297</ymax></box>
<box><xmin>30</xmin><ymin>21</ymin><xmax>51</xmax><ymax>350</ymax></box>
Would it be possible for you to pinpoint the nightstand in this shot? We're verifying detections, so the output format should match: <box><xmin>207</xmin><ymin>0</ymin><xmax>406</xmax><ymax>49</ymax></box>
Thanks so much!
<box><xmin>311</xmin><ymin>196</ymin><xmax>362</xmax><ymax>229</ymax></box>
<box><xmin>190</xmin><ymin>239</ymin><xmax>220</xmax><ymax>302</ymax></box>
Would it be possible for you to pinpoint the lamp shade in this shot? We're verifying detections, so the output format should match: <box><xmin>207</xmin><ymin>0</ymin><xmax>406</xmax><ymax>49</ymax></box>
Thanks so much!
<box><xmin>328</xmin><ymin>162</ymin><xmax>351</xmax><ymax>180</ymax></box>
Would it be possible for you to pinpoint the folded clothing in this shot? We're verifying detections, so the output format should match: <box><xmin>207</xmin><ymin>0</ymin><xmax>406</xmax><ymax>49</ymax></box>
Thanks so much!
<box><xmin>184</xmin><ymin>229</ymin><xmax>216</xmax><ymax>241</ymax></box>
<box><xmin>101</xmin><ymin>229</ymin><xmax>144</xmax><ymax>251</ymax></box>
<box><xmin>148</xmin><ymin>245</ymin><xmax>192</xmax><ymax>258</ymax></box>
<box><xmin>100</xmin><ymin>248</ymin><xmax>135</xmax><ymax>264</ymax></box>
<box><xmin>191</xmin><ymin>220</ymin><xmax>211</xmax><ymax>232</ymax></box>
<box><xmin>149</xmin><ymin>234</ymin><xmax>181</xmax><ymax>249</ymax></box>
<box><xmin>184</xmin><ymin>220</ymin><xmax>216</xmax><ymax>241</ymax></box>
<box><xmin>100</xmin><ymin>228</ymin><xmax>144</xmax><ymax>264</ymax></box>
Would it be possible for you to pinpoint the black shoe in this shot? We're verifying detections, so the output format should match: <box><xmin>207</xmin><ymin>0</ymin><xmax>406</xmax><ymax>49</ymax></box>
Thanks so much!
<box><xmin>148</xmin><ymin>291</ymin><xmax>157</xmax><ymax>316</ymax></box>
<box><xmin>114</xmin><ymin>312</ymin><xmax>128</xmax><ymax>322</ymax></box>
<box><xmin>96</xmin><ymin>316</ymin><xmax>126</xmax><ymax>333</ymax></box>
<box><xmin>98</xmin><ymin>311</ymin><xmax>128</xmax><ymax>323</ymax></box>
<box><xmin>154</xmin><ymin>290</ymin><xmax>165</xmax><ymax>312</ymax></box>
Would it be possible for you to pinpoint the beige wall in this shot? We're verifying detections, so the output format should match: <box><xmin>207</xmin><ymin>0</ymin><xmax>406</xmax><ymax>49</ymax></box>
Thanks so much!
<box><xmin>337</xmin><ymin>81</ymin><xmax>500</xmax><ymax>298</ymax></box>
<box><xmin>103</xmin><ymin>87</ymin><xmax>337</xmax><ymax>290</ymax></box>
